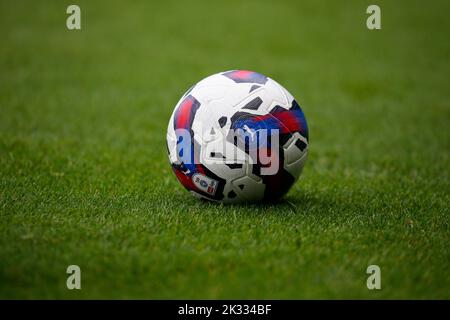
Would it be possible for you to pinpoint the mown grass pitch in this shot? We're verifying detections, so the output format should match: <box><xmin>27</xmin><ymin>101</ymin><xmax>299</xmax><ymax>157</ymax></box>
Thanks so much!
<box><xmin>0</xmin><ymin>0</ymin><xmax>448</xmax><ymax>299</ymax></box>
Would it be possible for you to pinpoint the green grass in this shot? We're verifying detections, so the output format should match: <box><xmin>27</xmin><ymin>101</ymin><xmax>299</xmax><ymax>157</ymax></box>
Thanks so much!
<box><xmin>0</xmin><ymin>0</ymin><xmax>449</xmax><ymax>299</ymax></box>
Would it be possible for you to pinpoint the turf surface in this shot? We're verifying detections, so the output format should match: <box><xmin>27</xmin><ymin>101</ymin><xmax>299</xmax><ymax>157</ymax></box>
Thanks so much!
<box><xmin>0</xmin><ymin>0</ymin><xmax>449</xmax><ymax>299</ymax></box>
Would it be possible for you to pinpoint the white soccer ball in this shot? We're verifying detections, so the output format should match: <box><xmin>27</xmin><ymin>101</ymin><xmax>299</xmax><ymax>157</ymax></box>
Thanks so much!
<box><xmin>166</xmin><ymin>70</ymin><xmax>309</xmax><ymax>203</ymax></box>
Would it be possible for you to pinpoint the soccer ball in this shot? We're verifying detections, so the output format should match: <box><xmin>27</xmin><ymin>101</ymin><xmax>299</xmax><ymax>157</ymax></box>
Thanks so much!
<box><xmin>166</xmin><ymin>70</ymin><xmax>309</xmax><ymax>203</ymax></box>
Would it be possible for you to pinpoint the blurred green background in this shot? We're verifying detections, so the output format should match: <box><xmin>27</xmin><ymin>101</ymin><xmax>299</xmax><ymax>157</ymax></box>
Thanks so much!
<box><xmin>0</xmin><ymin>0</ymin><xmax>448</xmax><ymax>298</ymax></box>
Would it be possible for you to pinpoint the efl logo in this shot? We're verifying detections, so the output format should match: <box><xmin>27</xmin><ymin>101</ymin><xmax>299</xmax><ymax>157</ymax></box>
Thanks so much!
<box><xmin>192</xmin><ymin>173</ymin><xmax>218</xmax><ymax>195</ymax></box>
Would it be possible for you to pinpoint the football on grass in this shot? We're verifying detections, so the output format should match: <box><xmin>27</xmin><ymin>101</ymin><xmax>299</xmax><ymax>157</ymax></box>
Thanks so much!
<box><xmin>166</xmin><ymin>70</ymin><xmax>309</xmax><ymax>203</ymax></box>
